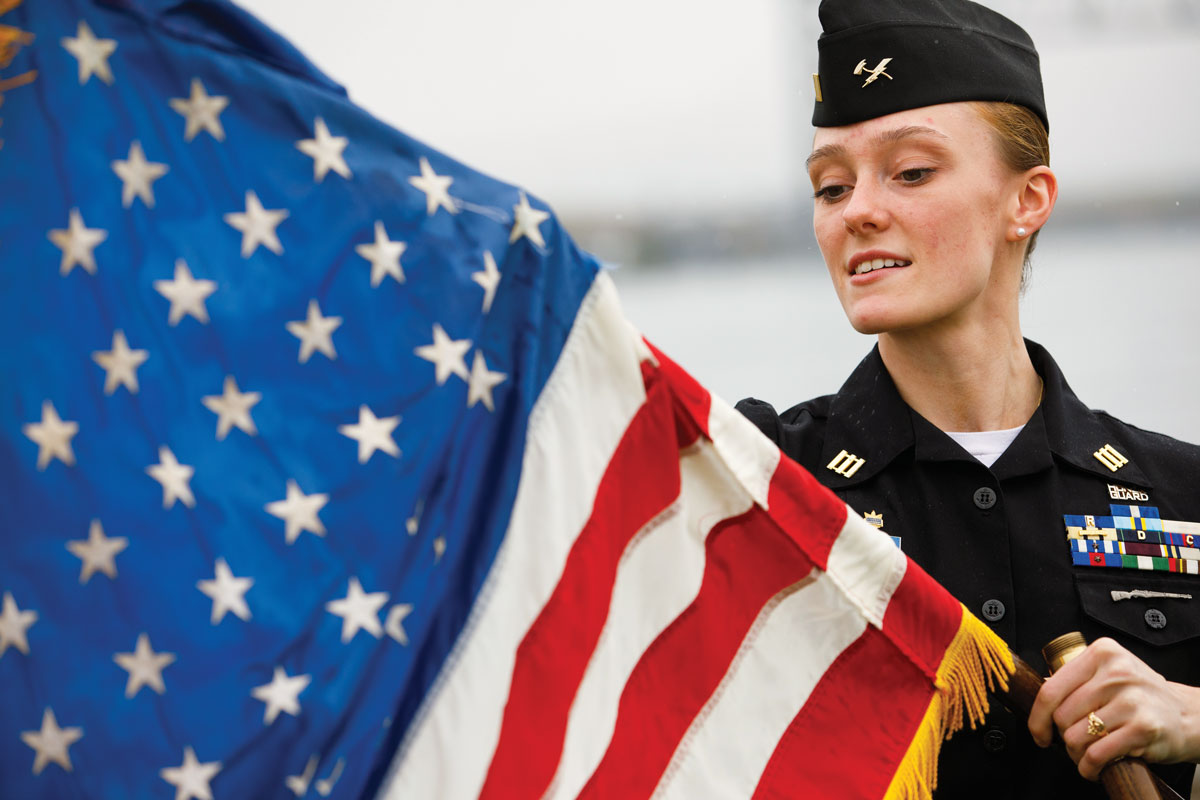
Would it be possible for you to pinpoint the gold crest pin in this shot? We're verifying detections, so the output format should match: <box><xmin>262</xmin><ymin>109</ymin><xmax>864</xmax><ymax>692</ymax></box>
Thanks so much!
<box><xmin>864</xmin><ymin>510</ymin><xmax>884</xmax><ymax>528</ymax></box>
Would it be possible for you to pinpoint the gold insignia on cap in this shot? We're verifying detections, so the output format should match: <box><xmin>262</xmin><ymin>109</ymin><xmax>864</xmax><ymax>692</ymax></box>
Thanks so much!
<box><xmin>1093</xmin><ymin>444</ymin><xmax>1129</xmax><ymax>472</ymax></box>
<box><xmin>853</xmin><ymin>57</ymin><xmax>893</xmax><ymax>88</ymax></box>
<box><xmin>827</xmin><ymin>449</ymin><xmax>866</xmax><ymax>478</ymax></box>
<box><xmin>812</xmin><ymin>73</ymin><xmax>823</xmax><ymax>103</ymax></box>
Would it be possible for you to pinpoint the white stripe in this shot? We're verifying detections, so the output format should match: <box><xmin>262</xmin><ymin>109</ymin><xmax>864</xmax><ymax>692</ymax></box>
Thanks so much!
<box><xmin>653</xmin><ymin>573</ymin><xmax>866</xmax><ymax>799</ymax></box>
<box><xmin>548</xmin><ymin>439</ymin><xmax>755</xmax><ymax>800</ymax></box>
<box><xmin>1137</xmin><ymin>555</ymin><xmax>1154</xmax><ymax>570</ymax></box>
<box><xmin>706</xmin><ymin>393</ymin><xmax>780</xmax><ymax>510</ymax></box>
<box><xmin>825</xmin><ymin>509</ymin><xmax>909</xmax><ymax>629</ymax></box>
<box><xmin>376</xmin><ymin>273</ymin><xmax>648</xmax><ymax>799</ymax></box>
<box><xmin>1164</xmin><ymin>519</ymin><xmax>1200</xmax><ymax>535</ymax></box>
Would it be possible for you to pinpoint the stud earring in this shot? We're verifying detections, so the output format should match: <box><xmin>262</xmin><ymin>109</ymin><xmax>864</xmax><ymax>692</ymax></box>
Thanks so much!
<box><xmin>1017</xmin><ymin>227</ymin><xmax>1028</xmax><ymax>238</ymax></box>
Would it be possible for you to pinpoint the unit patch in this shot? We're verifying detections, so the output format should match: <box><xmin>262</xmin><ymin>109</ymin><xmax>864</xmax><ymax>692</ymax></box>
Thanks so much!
<box><xmin>1064</xmin><ymin>504</ymin><xmax>1200</xmax><ymax>575</ymax></box>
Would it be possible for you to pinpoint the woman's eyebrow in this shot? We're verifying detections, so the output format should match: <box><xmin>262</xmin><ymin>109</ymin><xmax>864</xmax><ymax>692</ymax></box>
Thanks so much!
<box><xmin>806</xmin><ymin>143</ymin><xmax>846</xmax><ymax>171</ymax></box>
<box><xmin>806</xmin><ymin>125</ymin><xmax>950</xmax><ymax>171</ymax></box>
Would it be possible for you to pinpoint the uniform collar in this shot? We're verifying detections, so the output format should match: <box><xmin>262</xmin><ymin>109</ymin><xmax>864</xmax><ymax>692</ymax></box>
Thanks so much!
<box><xmin>818</xmin><ymin>340</ymin><xmax>1153</xmax><ymax>488</ymax></box>
<box><xmin>1030</xmin><ymin>340</ymin><xmax>1153</xmax><ymax>488</ymax></box>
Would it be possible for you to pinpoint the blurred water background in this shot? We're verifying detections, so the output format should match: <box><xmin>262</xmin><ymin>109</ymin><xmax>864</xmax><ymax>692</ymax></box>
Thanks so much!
<box><xmin>240</xmin><ymin>0</ymin><xmax>1200</xmax><ymax>443</ymax></box>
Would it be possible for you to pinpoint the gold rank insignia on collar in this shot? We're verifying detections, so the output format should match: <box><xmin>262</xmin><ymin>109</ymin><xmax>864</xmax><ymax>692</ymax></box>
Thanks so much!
<box><xmin>864</xmin><ymin>510</ymin><xmax>884</xmax><ymax>528</ymax></box>
<box><xmin>812</xmin><ymin>73</ymin><xmax>823</xmax><ymax>103</ymax></box>
<box><xmin>853</xmin><ymin>57</ymin><xmax>893</xmax><ymax>88</ymax></box>
<box><xmin>827</xmin><ymin>449</ymin><xmax>866</xmax><ymax>478</ymax></box>
<box><xmin>1093</xmin><ymin>444</ymin><xmax>1129</xmax><ymax>472</ymax></box>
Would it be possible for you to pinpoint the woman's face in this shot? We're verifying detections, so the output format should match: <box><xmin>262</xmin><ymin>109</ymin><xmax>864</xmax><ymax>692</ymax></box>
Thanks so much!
<box><xmin>808</xmin><ymin>102</ymin><xmax>1021</xmax><ymax>335</ymax></box>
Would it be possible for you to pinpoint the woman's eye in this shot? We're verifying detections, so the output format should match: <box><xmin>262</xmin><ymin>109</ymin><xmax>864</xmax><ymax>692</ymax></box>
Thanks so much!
<box><xmin>897</xmin><ymin>167</ymin><xmax>934</xmax><ymax>184</ymax></box>
<box><xmin>814</xmin><ymin>184</ymin><xmax>849</xmax><ymax>202</ymax></box>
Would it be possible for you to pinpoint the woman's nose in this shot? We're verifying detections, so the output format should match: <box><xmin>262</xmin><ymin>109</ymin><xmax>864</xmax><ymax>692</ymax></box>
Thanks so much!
<box><xmin>841</xmin><ymin>181</ymin><xmax>890</xmax><ymax>234</ymax></box>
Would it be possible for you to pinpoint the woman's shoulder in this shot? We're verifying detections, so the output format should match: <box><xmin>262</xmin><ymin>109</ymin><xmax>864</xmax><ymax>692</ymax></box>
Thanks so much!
<box><xmin>1089</xmin><ymin>408</ymin><xmax>1200</xmax><ymax>477</ymax></box>
<box><xmin>734</xmin><ymin>394</ymin><xmax>835</xmax><ymax>466</ymax></box>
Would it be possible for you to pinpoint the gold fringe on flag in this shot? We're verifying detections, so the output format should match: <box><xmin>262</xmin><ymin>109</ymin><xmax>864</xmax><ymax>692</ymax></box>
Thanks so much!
<box><xmin>883</xmin><ymin>605</ymin><xmax>1014</xmax><ymax>800</ymax></box>
<box><xmin>0</xmin><ymin>0</ymin><xmax>31</xmax><ymax>69</ymax></box>
<box><xmin>0</xmin><ymin>0</ymin><xmax>34</xmax><ymax>151</ymax></box>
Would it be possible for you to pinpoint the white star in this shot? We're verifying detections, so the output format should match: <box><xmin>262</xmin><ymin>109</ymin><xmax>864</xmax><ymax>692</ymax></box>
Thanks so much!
<box><xmin>265</xmin><ymin>479</ymin><xmax>328</xmax><ymax>545</ymax></box>
<box><xmin>325</xmin><ymin>577</ymin><xmax>388</xmax><ymax>643</ymax></box>
<box><xmin>224</xmin><ymin>190</ymin><xmax>287</xmax><ymax>258</ymax></box>
<box><xmin>385</xmin><ymin>603</ymin><xmax>413</xmax><ymax>645</ymax></box>
<box><xmin>509</xmin><ymin>191</ymin><xmax>550</xmax><ymax>249</ymax></box>
<box><xmin>295</xmin><ymin>117</ymin><xmax>351</xmax><ymax>182</ymax></box>
<box><xmin>338</xmin><ymin>405</ymin><xmax>400</xmax><ymax>464</ymax></box>
<box><xmin>0</xmin><ymin>592</ymin><xmax>37</xmax><ymax>657</ymax></box>
<box><xmin>160</xmin><ymin>746</ymin><xmax>221</xmax><ymax>800</ymax></box>
<box><xmin>472</xmin><ymin>250</ymin><xmax>502</xmax><ymax>313</ymax></box>
<box><xmin>196</xmin><ymin>558</ymin><xmax>253</xmax><ymax>624</ymax></box>
<box><xmin>113</xmin><ymin>633</ymin><xmax>176</xmax><ymax>699</ymax></box>
<box><xmin>201</xmin><ymin>375</ymin><xmax>260</xmax><ymax>440</ymax></box>
<box><xmin>146</xmin><ymin>446</ymin><xmax>195</xmax><ymax>509</ymax></box>
<box><xmin>66</xmin><ymin>519</ymin><xmax>128</xmax><ymax>584</ymax></box>
<box><xmin>285</xmin><ymin>755</ymin><xmax>319</xmax><ymax>797</ymax></box>
<box><xmin>169</xmin><ymin>78</ymin><xmax>228</xmax><ymax>142</ymax></box>
<box><xmin>251</xmin><ymin>666</ymin><xmax>311</xmax><ymax>725</ymax></box>
<box><xmin>21</xmin><ymin>708</ymin><xmax>82</xmax><ymax>775</ymax></box>
<box><xmin>22</xmin><ymin>400</ymin><xmax>78</xmax><ymax>470</ymax></box>
<box><xmin>92</xmin><ymin>329</ymin><xmax>148</xmax><ymax>395</ymax></box>
<box><xmin>154</xmin><ymin>259</ymin><xmax>216</xmax><ymax>326</ymax></box>
<box><xmin>47</xmin><ymin>208</ymin><xmax>107</xmax><ymax>276</ymax></box>
<box><xmin>112</xmin><ymin>140</ymin><xmax>168</xmax><ymax>208</ymax></box>
<box><xmin>408</xmin><ymin>156</ymin><xmax>456</xmax><ymax>216</ymax></box>
<box><xmin>354</xmin><ymin>220</ymin><xmax>406</xmax><ymax>287</ymax></box>
<box><xmin>467</xmin><ymin>350</ymin><xmax>507</xmax><ymax>412</ymax></box>
<box><xmin>61</xmin><ymin>20</ymin><xmax>116</xmax><ymax>85</ymax></box>
<box><xmin>286</xmin><ymin>299</ymin><xmax>342</xmax><ymax>363</ymax></box>
<box><xmin>414</xmin><ymin>323</ymin><xmax>470</xmax><ymax>385</ymax></box>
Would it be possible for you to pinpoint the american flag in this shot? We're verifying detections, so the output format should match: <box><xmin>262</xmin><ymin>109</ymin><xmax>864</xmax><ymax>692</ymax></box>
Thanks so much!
<box><xmin>0</xmin><ymin>1</ymin><xmax>1012</xmax><ymax>798</ymax></box>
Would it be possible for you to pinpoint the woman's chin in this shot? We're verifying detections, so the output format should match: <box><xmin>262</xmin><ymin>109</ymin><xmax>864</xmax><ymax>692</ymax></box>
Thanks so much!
<box><xmin>844</xmin><ymin>306</ymin><xmax>907</xmax><ymax>336</ymax></box>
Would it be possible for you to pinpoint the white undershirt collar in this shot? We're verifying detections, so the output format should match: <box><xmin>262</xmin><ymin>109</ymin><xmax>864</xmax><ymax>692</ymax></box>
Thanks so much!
<box><xmin>944</xmin><ymin>425</ymin><xmax>1025</xmax><ymax>468</ymax></box>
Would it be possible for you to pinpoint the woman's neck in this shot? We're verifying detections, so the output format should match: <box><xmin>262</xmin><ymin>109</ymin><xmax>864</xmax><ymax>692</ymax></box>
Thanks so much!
<box><xmin>877</xmin><ymin>321</ymin><xmax>1041</xmax><ymax>433</ymax></box>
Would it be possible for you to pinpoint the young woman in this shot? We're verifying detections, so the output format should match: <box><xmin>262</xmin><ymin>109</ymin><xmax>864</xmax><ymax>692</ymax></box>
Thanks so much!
<box><xmin>736</xmin><ymin>1</ymin><xmax>1200</xmax><ymax>797</ymax></box>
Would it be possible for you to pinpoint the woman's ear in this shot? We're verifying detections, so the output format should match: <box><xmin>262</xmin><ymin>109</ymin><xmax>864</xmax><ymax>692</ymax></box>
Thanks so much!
<box><xmin>1008</xmin><ymin>166</ymin><xmax>1057</xmax><ymax>240</ymax></box>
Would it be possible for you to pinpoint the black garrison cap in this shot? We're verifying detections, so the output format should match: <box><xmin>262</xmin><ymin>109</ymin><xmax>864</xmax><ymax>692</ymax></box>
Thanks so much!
<box><xmin>812</xmin><ymin>0</ymin><xmax>1047</xmax><ymax>130</ymax></box>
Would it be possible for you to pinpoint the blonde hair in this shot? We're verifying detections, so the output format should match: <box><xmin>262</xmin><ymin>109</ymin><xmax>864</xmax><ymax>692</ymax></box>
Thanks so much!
<box><xmin>970</xmin><ymin>102</ymin><xmax>1051</xmax><ymax>287</ymax></box>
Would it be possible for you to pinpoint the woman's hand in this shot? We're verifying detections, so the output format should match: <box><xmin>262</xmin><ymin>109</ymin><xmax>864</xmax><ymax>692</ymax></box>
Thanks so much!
<box><xmin>1027</xmin><ymin>637</ymin><xmax>1200</xmax><ymax>780</ymax></box>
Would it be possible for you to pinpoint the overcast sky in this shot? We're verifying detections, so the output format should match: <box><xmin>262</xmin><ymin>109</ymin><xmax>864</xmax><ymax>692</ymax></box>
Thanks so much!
<box><xmin>236</xmin><ymin>0</ymin><xmax>1200</xmax><ymax>220</ymax></box>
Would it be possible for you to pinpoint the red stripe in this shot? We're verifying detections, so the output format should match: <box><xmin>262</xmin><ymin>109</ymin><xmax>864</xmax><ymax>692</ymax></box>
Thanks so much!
<box><xmin>752</xmin><ymin>624</ymin><xmax>936</xmax><ymax>800</ymax></box>
<box><xmin>879</xmin><ymin>557</ymin><xmax>963</xmax><ymax>677</ymax></box>
<box><xmin>766</xmin><ymin>451</ymin><xmax>847</xmax><ymax>571</ymax></box>
<box><xmin>647</xmin><ymin>340</ymin><xmax>712</xmax><ymax>438</ymax></box>
<box><xmin>577</xmin><ymin>505</ymin><xmax>815</xmax><ymax>799</ymax></box>
<box><xmin>479</xmin><ymin>369</ymin><xmax>686</xmax><ymax>799</ymax></box>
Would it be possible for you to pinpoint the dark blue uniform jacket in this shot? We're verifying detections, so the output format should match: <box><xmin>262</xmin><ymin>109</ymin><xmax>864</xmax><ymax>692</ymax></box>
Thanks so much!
<box><xmin>737</xmin><ymin>340</ymin><xmax>1200</xmax><ymax>799</ymax></box>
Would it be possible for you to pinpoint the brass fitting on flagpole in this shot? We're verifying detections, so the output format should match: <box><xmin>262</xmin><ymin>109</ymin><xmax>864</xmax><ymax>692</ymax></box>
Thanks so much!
<box><xmin>1042</xmin><ymin>631</ymin><xmax>1088</xmax><ymax>674</ymax></box>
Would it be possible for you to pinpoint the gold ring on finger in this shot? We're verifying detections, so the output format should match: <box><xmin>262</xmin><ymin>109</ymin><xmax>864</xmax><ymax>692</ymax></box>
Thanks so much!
<box><xmin>1086</xmin><ymin>711</ymin><xmax>1107</xmax><ymax>737</ymax></box>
